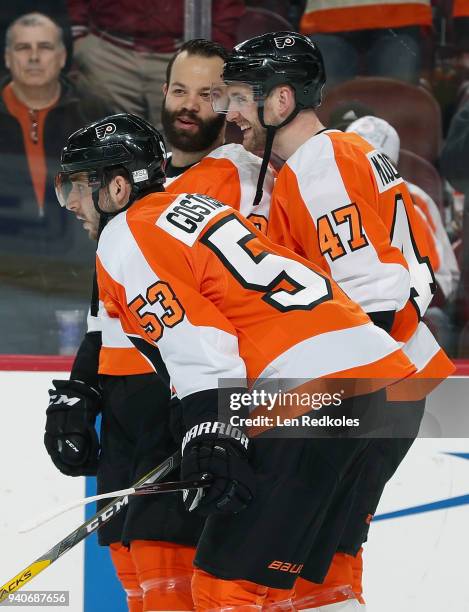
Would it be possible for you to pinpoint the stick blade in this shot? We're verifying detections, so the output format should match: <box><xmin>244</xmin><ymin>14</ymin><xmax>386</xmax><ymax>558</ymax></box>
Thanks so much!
<box><xmin>18</xmin><ymin>488</ymin><xmax>135</xmax><ymax>533</ymax></box>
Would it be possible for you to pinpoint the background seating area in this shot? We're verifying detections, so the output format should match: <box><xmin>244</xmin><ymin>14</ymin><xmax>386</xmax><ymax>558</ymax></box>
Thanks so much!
<box><xmin>1</xmin><ymin>0</ymin><xmax>468</xmax><ymax>357</ymax></box>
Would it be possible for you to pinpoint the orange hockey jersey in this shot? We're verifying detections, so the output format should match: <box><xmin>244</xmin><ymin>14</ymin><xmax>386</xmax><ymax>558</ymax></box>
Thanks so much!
<box><xmin>453</xmin><ymin>0</ymin><xmax>469</xmax><ymax>17</ymax></box>
<box><xmin>300</xmin><ymin>0</ymin><xmax>432</xmax><ymax>35</ymax></box>
<box><xmin>96</xmin><ymin>191</ymin><xmax>414</xmax><ymax>406</ymax></box>
<box><xmin>96</xmin><ymin>143</ymin><xmax>274</xmax><ymax>376</ymax></box>
<box><xmin>267</xmin><ymin>130</ymin><xmax>454</xmax><ymax>392</ymax></box>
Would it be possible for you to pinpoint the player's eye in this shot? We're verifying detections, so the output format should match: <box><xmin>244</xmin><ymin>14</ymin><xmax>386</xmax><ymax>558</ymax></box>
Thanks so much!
<box><xmin>232</xmin><ymin>94</ymin><xmax>248</xmax><ymax>106</ymax></box>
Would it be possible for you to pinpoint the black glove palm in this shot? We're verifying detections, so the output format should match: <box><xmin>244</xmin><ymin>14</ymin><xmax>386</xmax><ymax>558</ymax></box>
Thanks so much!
<box><xmin>44</xmin><ymin>379</ymin><xmax>101</xmax><ymax>476</ymax></box>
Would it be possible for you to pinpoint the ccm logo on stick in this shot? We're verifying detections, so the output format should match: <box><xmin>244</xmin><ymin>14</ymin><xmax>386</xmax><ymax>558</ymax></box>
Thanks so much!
<box><xmin>86</xmin><ymin>497</ymin><xmax>129</xmax><ymax>532</ymax></box>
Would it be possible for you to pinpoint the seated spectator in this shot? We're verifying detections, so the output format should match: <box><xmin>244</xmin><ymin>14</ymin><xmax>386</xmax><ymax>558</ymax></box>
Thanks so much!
<box><xmin>0</xmin><ymin>12</ymin><xmax>109</xmax><ymax>354</ymax></box>
<box><xmin>0</xmin><ymin>2</ymin><xmax>73</xmax><ymax>77</ymax></box>
<box><xmin>300</xmin><ymin>1</ymin><xmax>432</xmax><ymax>87</ymax></box>
<box><xmin>67</xmin><ymin>0</ymin><xmax>245</xmax><ymax>129</ymax></box>
<box><xmin>347</xmin><ymin>114</ymin><xmax>459</xmax><ymax>353</ymax></box>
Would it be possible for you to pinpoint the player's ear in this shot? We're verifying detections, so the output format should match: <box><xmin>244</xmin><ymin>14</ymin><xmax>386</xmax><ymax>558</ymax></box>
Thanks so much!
<box><xmin>267</xmin><ymin>85</ymin><xmax>292</xmax><ymax>125</ymax></box>
<box><xmin>162</xmin><ymin>82</ymin><xmax>168</xmax><ymax>96</ymax></box>
<box><xmin>277</xmin><ymin>85</ymin><xmax>295</xmax><ymax>119</ymax></box>
<box><xmin>112</xmin><ymin>175</ymin><xmax>131</xmax><ymax>209</ymax></box>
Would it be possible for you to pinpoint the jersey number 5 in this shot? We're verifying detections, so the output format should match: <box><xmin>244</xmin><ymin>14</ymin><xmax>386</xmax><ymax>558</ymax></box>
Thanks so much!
<box><xmin>202</xmin><ymin>214</ymin><xmax>332</xmax><ymax>312</ymax></box>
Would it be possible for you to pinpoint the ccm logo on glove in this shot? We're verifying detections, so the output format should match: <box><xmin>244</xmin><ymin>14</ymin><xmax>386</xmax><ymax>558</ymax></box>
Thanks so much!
<box><xmin>49</xmin><ymin>394</ymin><xmax>81</xmax><ymax>407</ymax></box>
<box><xmin>44</xmin><ymin>379</ymin><xmax>101</xmax><ymax>477</ymax></box>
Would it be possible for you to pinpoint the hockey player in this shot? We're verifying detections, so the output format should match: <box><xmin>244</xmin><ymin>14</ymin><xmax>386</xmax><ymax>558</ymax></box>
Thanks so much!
<box><xmin>55</xmin><ymin>112</ymin><xmax>416</xmax><ymax>611</ymax></box>
<box><xmin>216</xmin><ymin>31</ymin><xmax>455</xmax><ymax>608</ymax></box>
<box><xmin>162</xmin><ymin>39</ymin><xmax>272</xmax><ymax>228</ymax></box>
<box><xmin>45</xmin><ymin>39</ymin><xmax>274</xmax><ymax>612</ymax></box>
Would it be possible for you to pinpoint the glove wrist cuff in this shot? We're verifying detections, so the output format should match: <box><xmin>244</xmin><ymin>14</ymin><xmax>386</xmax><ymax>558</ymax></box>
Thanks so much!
<box><xmin>182</xmin><ymin>420</ymin><xmax>249</xmax><ymax>456</ymax></box>
<box><xmin>68</xmin><ymin>379</ymin><xmax>101</xmax><ymax>399</ymax></box>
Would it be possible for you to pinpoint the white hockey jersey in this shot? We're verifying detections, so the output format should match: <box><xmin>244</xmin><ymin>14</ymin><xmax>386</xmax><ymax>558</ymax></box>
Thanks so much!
<box><xmin>268</xmin><ymin>130</ymin><xmax>454</xmax><ymax>396</ymax></box>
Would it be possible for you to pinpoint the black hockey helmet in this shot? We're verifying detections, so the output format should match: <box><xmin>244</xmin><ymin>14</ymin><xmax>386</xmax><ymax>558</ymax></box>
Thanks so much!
<box><xmin>220</xmin><ymin>31</ymin><xmax>326</xmax><ymax>121</ymax></box>
<box><xmin>214</xmin><ymin>33</ymin><xmax>325</xmax><ymax>207</ymax></box>
<box><xmin>56</xmin><ymin>113</ymin><xmax>167</xmax><ymax>214</ymax></box>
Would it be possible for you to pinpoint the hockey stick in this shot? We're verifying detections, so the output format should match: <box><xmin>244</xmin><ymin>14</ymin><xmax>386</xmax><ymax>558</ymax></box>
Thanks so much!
<box><xmin>20</xmin><ymin>474</ymin><xmax>212</xmax><ymax>533</ymax></box>
<box><xmin>0</xmin><ymin>450</ymin><xmax>180</xmax><ymax>602</ymax></box>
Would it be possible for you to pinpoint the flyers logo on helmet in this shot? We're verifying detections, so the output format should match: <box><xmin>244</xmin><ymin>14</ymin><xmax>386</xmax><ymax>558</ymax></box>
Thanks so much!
<box><xmin>95</xmin><ymin>123</ymin><xmax>116</xmax><ymax>140</ymax></box>
<box><xmin>274</xmin><ymin>36</ymin><xmax>295</xmax><ymax>49</ymax></box>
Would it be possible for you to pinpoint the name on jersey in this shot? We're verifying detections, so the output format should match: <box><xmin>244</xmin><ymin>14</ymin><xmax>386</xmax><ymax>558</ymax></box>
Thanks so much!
<box><xmin>367</xmin><ymin>150</ymin><xmax>403</xmax><ymax>193</ymax></box>
<box><xmin>157</xmin><ymin>193</ymin><xmax>229</xmax><ymax>246</ymax></box>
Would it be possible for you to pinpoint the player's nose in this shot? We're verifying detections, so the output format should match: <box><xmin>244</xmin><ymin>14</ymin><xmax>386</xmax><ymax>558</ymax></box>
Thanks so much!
<box><xmin>226</xmin><ymin>109</ymin><xmax>240</xmax><ymax>123</ymax></box>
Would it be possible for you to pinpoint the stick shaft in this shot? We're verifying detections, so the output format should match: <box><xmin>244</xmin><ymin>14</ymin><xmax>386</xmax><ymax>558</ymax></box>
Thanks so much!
<box><xmin>133</xmin><ymin>476</ymin><xmax>212</xmax><ymax>495</ymax></box>
<box><xmin>0</xmin><ymin>451</ymin><xmax>180</xmax><ymax>602</ymax></box>
<box><xmin>20</xmin><ymin>476</ymin><xmax>212</xmax><ymax>533</ymax></box>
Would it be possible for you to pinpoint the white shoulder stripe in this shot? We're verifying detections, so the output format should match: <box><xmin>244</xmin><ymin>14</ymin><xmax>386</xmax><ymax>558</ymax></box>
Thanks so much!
<box><xmin>401</xmin><ymin>321</ymin><xmax>442</xmax><ymax>373</ymax></box>
<box><xmin>257</xmin><ymin>322</ymin><xmax>400</xmax><ymax>380</ymax></box>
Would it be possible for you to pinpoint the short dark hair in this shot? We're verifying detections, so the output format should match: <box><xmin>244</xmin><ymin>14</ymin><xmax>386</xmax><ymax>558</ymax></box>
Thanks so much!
<box><xmin>103</xmin><ymin>165</ymin><xmax>130</xmax><ymax>185</ymax></box>
<box><xmin>5</xmin><ymin>12</ymin><xmax>64</xmax><ymax>49</ymax></box>
<box><xmin>165</xmin><ymin>39</ymin><xmax>229</xmax><ymax>84</ymax></box>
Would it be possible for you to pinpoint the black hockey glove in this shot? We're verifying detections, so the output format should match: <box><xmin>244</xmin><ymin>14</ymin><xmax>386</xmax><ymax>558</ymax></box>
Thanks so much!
<box><xmin>44</xmin><ymin>379</ymin><xmax>101</xmax><ymax>477</ymax></box>
<box><xmin>181</xmin><ymin>421</ymin><xmax>256</xmax><ymax>516</ymax></box>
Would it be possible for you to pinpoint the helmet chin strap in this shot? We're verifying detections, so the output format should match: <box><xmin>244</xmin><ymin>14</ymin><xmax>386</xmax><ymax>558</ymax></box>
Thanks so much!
<box><xmin>252</xmin><ymin>124</ymin><xmax>276</xmax><ymax>207</ymax></box>
<box><xmin>90</xmin><ymin>195</ymin><xmax>109</xmax><ymax>318</ymax></box>
<box><xmin>91</xmin><ymin>178</ymin><xmax>139</xmax><ymax>220</ymax></box>
<box><xmin>92</xmin><ymin>188</ymin><xmax>104</xmax><ymax>217</ymax></box>
<box><xmin>252</xmin><ymin>103</ymin><xmax>302</xmax><ymax>207</ymax></box>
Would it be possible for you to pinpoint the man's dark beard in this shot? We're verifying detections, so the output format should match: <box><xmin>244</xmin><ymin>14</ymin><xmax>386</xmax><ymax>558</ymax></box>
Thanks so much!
<box><xmin>161</xmin><ymin>101</ymin><xmax>225</xmax><ymax>152</ymax></box>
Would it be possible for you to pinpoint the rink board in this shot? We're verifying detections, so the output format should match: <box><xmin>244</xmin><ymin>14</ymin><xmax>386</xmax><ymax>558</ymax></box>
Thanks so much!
<box><xmin>0</xmin><ymin>364</ymin><xmax>468</xmax><ymax>612</ymax></box>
